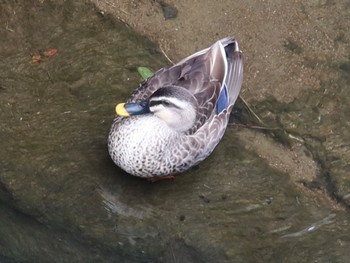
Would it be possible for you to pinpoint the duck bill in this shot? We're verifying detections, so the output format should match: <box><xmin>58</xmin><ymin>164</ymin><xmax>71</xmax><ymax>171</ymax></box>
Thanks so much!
<box><xmin>115</xmin><ymin>101</ymin><xmax>150</xmax><ymax>117</ymax></box>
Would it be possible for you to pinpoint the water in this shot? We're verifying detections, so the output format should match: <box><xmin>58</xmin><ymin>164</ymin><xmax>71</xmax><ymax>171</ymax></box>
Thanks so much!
<box><xmin>1</xmin><ymin>0</ymin><xmax>350</xmax><ymax>262</ymax></box>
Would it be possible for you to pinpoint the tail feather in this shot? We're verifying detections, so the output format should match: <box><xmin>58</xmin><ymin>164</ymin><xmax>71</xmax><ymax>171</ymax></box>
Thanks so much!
<box><xmin>224</xmin><ymin>40</ymin><xmax>243</xmax><ymax>109</ymax></box>
<box><xmin>216</xmin><ymin>38</ymin><xmax>243</xmax><ymax>113</ymax></box>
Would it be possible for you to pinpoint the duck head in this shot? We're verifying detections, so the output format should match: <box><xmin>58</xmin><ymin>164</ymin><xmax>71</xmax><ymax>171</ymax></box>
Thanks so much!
<box><xmin>116</xmin><ymin>86</ymin><xmax>198</xmax><ymax>132</ymax></box>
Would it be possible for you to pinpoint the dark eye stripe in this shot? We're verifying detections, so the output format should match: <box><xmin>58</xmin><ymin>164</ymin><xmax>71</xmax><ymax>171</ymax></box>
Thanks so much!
<box><xmin>149</xmin><ymin>100</ymin><xmax>163</xmax><ymax>107</ymax></box>
<box><xmin>149</xmin><ymin>99</ymin><xmax>181</xmax><ymax>109</ymax></box>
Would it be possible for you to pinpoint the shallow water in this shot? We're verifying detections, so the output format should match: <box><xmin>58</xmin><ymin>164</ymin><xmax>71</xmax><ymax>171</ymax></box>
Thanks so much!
<box><xmin>1</xmin><ymin>0</ymin><xmax>350</xmax><ymax>262</ymax></box>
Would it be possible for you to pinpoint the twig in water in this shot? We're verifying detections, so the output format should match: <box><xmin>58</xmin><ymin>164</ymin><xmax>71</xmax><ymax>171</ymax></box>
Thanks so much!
<box><xmin>5</xmin><ymin>22</ymin><xmax>14</xmax><ymax>32</ymax></box>
<box><xmin>159</xmin><ymin>44</ymin><xmax>174</xmax><ymax>64</ymax></box>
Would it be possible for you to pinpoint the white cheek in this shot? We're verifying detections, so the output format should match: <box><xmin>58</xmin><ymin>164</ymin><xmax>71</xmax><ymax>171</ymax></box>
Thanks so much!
<box><xmin>183</xmin><ymin>108</ymin><xmax>196</xmax><ymax>125</ymax></box>
<box><xmin>157</xmin><ymin>109</ymin><xmax>181</xmax><ymax>127</ymax></box>
<box><xmin>151</xmin><ymin>101</ymin><xmax>197</xmax><ymax>132</ymax></box>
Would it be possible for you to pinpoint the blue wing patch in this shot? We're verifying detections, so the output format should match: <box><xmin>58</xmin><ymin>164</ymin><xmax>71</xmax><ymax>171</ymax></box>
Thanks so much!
<box><xmin>216</xmin><ymin>84</ymin><xmax>228</xmax><ymax>114</ymax></box>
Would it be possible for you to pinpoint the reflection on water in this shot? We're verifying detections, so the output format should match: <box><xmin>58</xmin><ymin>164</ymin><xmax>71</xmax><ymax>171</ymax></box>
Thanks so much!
<box><xmin>0</xmin><ymin>0</ymin><xmax>350</xmax><ymax>262</ymax></box>
<box><xmin>280</xmin><ymin>213</ymin><xmax>336</xmax><ymax>238</ymax></box>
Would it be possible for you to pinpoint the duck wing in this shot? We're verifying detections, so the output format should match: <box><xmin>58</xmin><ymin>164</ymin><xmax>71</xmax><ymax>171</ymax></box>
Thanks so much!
<box><xmin>174</xmin><ymin>37</ymin><xmax>242</xmax><ymax>134</ymax></box>
<box><xmin>175</xmin><ymin>41</ymin><xmax>243</xmax><ymax>168</ymax></box>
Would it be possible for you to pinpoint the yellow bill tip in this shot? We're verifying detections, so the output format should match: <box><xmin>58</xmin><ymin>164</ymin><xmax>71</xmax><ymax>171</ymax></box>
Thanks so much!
<box><xmin>115</xmin><ymin>103</ymin><xmax>130</xmax><ymax>117</ymax></box>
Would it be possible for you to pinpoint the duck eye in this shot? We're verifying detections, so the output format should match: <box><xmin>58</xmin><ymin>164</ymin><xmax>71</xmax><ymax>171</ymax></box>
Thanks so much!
<box><xmin>162</xmin><ymin>101</ymin><xmax>171</xmax><ymax>106</ymax></box>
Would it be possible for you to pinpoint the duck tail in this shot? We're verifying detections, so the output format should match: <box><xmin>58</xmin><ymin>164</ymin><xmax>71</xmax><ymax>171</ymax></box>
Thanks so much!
<box><xmin>223</xmin><ymin>38</ymin><xmax>244</xmax><ymax>110</ymax></box>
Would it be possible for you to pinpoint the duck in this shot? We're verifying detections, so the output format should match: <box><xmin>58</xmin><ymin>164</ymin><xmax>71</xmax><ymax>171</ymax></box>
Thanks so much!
<box><xmin>108</xmin><ymin>37</ymin><xmax>243</xmax><ymax>181</ymax></box>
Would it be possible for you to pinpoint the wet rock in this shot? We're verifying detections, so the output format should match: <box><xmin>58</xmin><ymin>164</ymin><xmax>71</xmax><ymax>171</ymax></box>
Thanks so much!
<box><xmin>158</xmin><ymin>1</ymin><xmax>178</xmax><ymax>20</ymax></box>
<box><xmin>1</xmin><ymin>0</ymin><xmax>350</xmax><ymax>262</ymax></box>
